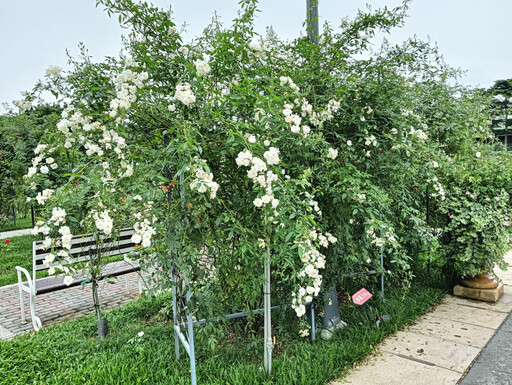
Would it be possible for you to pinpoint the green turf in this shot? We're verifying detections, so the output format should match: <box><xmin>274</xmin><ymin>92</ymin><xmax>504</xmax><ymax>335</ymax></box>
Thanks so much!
<box><xmin>0</xmin><ymin>284</ymin><xmax>446</xmax><ymax>385</ymax></box>
<box><xmin>0</xmin><ymin>216</ymin><xmax>33</xmax><ymax>232</ymax></box>
<box><xmin>0</xmin><ymin>234</ymin><xmax>41</xmax><ymax>286</ymax></box>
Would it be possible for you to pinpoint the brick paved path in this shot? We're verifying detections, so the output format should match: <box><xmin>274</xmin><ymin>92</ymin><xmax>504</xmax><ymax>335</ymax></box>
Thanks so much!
<box><xmin>0</xmin><ymin>270</ymin><xmax>141</xmax><ymax>339</ymax></box>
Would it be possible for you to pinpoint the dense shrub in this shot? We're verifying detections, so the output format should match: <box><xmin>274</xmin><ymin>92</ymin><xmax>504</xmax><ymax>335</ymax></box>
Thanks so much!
<box><xmin>13</xmin><ymin>0</ymin><xmax>510</xmax><ymax>333</ymax></box>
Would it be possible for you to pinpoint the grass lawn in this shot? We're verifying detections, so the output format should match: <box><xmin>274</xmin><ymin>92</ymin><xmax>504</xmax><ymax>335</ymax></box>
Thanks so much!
<box><xmin>0</xmin><ymin>216</ymin><xmax>33</xmax><ymax>232</ymax></box>
<box><xmin>0</xmin><ymin>283</ymin><xmax>446</xmax><ymax>385</ymax></box>
<box><xmin>0</xmin><ymin>234</ymin><xmax>42</xmax><ymax>287</ymax></box>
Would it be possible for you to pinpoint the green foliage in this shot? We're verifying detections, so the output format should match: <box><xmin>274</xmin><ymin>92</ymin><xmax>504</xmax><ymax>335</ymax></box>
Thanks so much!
<box><xmin>437</xmin><ymin>151</ymin><xmax>512</xmax><ymax>277</ymax></box>
<box><xmin>487</xmin><ymin>79</ymin><xmax>512</xmax><ymax>99</ymax></box>
<box><xmin>0</xmin><ymin>106</ymin><xmax>61</xmax><ymax>213</ymax></box>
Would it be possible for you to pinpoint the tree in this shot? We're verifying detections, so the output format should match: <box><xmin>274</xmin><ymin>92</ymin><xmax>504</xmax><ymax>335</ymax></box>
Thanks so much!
<box><xmin>0</xmin><ymin>105</ymin><xmax>61</xmax><ymax>215</ymax></box>
<box><xmin>487</xmin><ymin>79</ymin><xmax>512</xmax><ymax>99</ymax></box>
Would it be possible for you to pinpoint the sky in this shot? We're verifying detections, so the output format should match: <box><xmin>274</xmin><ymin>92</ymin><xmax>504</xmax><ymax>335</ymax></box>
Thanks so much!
<box><xmin>1</xmin><ymin>0</ymin><xmax>512</xmax><ymax>113</ymax></box>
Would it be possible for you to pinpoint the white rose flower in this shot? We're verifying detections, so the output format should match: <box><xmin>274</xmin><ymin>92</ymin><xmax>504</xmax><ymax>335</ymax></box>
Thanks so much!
<box><xmin>194</xmin><ymin>59</ymin><xmax>211</xmax><ymax>77</ymax></box>
<box><xmin>178</xmin><ymin>46</ymin><xmax>189</xmax><ymax>56</ymax></box>
<box><xmin>261</xmin><ymin>195</ymin><xmax>272</xmax><ymax>204</ymax></box>
<box><xmin>46</xmin><ymin>65</ymin><xmax>62</xmax><ymax>77</ymax></box>
<box><xmin>42</xmin><ymin>237</ymin><xmax>52</xmax><ymax>249</ymax></box>
<box><xmin>327</xmin><ymin>148</ymin><xmax>338</xmax><ymax>159</ymax></box>
<box><xmin>131</xmin><ymin>233</ymin><xmax>142</xmax><ymax>244</ymax></box>
<box><xmin>263</xmin><ymin>147</ymin><xmax>280</xmax><ymax>165</ymax></box>
<box><xmin>26</xmin><ymin>167</ymin><xmax>37</xmax><ymax>178</ymax></box>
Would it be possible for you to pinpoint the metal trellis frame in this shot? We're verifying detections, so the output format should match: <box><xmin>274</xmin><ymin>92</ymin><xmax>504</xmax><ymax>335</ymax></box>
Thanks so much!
<box><xmin>172</xmin><ymin>267</ymin><xmax>197</xmax><ymax>385</ymax></box>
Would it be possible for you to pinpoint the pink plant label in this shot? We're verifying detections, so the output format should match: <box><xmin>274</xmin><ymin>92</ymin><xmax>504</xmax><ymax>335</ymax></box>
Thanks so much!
<box><xmin>352</xmin><ymin>288</ymin><xmax>372</xmax><ymax>305</ymax></box>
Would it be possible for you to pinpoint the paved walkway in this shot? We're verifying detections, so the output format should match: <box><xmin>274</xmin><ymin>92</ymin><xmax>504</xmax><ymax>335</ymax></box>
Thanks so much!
<box><xmin>331</xmin><ymin>251</ymin><xmax>512</xmax><ymax>385</ymax></box>
<box><xmin>0</xmin><ymin>271</ymin><xmax>142</xmax><ymax>339</ymax></box>
<box><xmin>0</xmin><ymin>228</ymin><xmax>33</xmax><ymax>239</ymax></box>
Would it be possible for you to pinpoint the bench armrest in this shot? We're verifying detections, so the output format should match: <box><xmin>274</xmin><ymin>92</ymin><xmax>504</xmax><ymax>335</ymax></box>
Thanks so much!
<box><xmin>16</xmin><ymin>266</ymin><xmax>35</xmax><ymax>295</ymax></box>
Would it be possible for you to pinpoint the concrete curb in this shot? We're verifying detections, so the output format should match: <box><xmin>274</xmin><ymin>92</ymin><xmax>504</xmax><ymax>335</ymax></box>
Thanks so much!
<box><xmin>0</xmin><ymin>228</ymin><xmax>33</xmax><ymax>239</ymax></box>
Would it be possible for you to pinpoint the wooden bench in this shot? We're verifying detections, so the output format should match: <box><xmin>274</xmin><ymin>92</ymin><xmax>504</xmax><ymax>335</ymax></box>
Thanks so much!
<box><xmin>16</xmin><ymin>228</ymin><xmax>142</xmax><ymax>331</ymax></box>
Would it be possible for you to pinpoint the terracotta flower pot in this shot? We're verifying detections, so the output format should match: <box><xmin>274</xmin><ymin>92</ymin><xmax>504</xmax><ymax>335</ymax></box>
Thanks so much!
<box><xmin>460</xmin><ymin>272</ymin><xmax>499</xmax><ymax>289</ymax></box>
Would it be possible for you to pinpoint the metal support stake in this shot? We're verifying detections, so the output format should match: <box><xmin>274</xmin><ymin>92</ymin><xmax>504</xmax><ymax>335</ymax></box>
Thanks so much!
<box><xmin>186</xmin><ymin>277</ymin><xmax>197</xmax><ymax>385</ymax></box>
<box><xmin>310</xmin><ymin>304</ymin><xmax>315</xmax><ymax>342</ymax></box>
<box><xmin>380</xmin><ymin>252</ymin><xmax>385</xmax><ymax>300</ymax></box>
<box><xmin>12</xmin><ymin>204</ymin><xmax>16</xmax><ymax>228</ymax></box>
<box><xmin>263</xmin><ymin>244</ymin><xmax>272</xmax><ymax>376</ymax></box>
<box><xmin>31</xmin><ymin>206</ymin><xmax>35</xmax><ymax>228</ymax></box>
<box><xmin>426</xmin><ymin>184</ymin><xmax>431</xmax><ymax>276</ymax></box>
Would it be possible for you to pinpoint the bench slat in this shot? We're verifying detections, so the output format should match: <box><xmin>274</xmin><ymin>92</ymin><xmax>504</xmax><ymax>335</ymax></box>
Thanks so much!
<box><xmin>34</xmin><ymin>228</ymin><xmax>134</xmax><ymax>253</ymax></box>
<box><xmin>29</xmin><ymin>261</ymin><xmax>141</xmax><ymax>294</ymax></box>
<box><xmin>35</xmin><ymin>239</ymin><xmax>135</xmax><ymax>259</ymax></box>
<box><xmin>35</xmin><ymin>237</ymin><xmax>135</xmax><ymax>262</ymax></box>
<box><xmin>33</xmin><ymin>228</ymin><xmax>138</xmax><ymax>272</ymax></box>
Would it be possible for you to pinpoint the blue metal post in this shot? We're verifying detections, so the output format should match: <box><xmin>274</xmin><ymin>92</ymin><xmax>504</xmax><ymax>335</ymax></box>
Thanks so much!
<box><xmin>380</xmin><ymin>252</ymin><xmax>385</xmax><ymax>299</ymax></box>
<box><xmin>310</xmin><ymin>304</ymin><xmax>315</xmax><ymax>342</ymax></box>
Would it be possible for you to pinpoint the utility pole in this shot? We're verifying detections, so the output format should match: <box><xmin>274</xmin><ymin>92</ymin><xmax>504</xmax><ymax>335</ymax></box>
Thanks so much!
<box><xmin>306</xmin><ymin>0</ymin><xmax>346</xmax><ymax>340</ymax></box>
<box><xmin>307</xmin><ymin>0</ymin><xmax>319</xmax><ymax>44</ymax></box>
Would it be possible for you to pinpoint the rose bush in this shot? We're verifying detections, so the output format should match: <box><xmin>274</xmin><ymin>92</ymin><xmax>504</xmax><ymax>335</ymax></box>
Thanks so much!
<box><xmin>14</xmin><ymin>0</ymin><xmax>510</xmax><ymax>336</ymax></box>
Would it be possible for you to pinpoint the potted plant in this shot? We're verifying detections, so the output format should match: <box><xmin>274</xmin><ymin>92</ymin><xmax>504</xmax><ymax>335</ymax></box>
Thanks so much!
<box><xmin>440</xmin><ymin>185</ymin><xmax>510</xmax><ymax>287</ymax></box>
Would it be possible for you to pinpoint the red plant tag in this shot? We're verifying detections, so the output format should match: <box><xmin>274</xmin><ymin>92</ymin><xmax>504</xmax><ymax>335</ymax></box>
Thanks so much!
<box><xmin>352</xmin><ymin>288</ymin><xmax>372</xmax><ymax>305</ymax></box>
